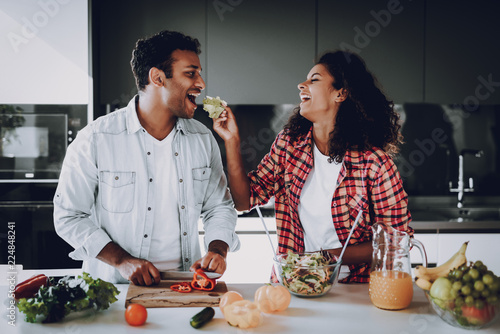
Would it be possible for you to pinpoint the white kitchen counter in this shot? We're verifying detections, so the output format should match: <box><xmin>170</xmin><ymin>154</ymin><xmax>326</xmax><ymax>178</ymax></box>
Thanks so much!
<box><xmin>2</xmin><ymin>269</ymin><xmax>499</xmax><ymax>334</ymax></box>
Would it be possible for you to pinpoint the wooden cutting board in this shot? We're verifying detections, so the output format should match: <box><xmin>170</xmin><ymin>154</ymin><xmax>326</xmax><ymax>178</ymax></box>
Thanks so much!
<box><xmin>125</xmin><ymin>280</ymin><xmax>228</xmax><ymax>308</ymax></box>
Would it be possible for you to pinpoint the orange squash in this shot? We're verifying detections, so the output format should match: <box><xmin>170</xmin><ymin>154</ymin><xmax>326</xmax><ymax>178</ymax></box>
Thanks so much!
<box><xmin>219</xmin><ymin>291</ymin><xmax>244</xmax><ymax>315</ymax></box>
<box><xmin>223</xmin><ymin>300</ymin><xmax>263</xmax><ymax>329</ymax></box>
<box><xmin>254</xmin><ymin>284</ymin><xmax>291</xmax><ymax>313</ymax></box>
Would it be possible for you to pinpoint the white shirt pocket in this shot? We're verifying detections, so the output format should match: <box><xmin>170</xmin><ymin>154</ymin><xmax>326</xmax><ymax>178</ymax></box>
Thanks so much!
<box><xmin>99</xmin><ymin>171</ymin><xmax>136</xmax><ymax>213</ymax></box>
<box><xmin>192</xmin><ymin>167</ymin><xmax>211</xmax><ymax>206</ymax></box>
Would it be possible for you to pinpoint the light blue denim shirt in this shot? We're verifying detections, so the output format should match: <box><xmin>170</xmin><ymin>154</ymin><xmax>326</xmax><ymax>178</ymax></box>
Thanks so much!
<box><xmin>54</xmin><ymin>96</ymin><xmax>240</xmax><ymax>283</ymax></box>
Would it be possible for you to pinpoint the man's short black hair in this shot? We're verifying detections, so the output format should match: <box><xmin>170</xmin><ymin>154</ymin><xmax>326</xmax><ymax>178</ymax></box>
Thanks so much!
<box><xmin>131</xmin><ymin>30</ymin><xmax>201</xmax><ymax>90</ymax></box>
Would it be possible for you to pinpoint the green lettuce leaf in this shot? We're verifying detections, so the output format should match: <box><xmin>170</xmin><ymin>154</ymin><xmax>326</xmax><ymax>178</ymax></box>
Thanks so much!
<box><xmin>17</xmin><ymin>272</ymin><xmax>119</xmax><ymax>323</ymax></box>
<box><xmin>203</xmin><ymin>96</ymin><xmax>226</xmax><ymax>118</ymax></box>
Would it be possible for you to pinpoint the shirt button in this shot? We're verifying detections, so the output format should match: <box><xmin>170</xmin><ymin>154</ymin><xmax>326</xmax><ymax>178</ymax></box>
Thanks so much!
<box><xmin>181</xmin><ymin>205</ymin><xmax>185</xmax><ymax>209</ymax></box>
<box><xmin>115</xmin><ymin>176</ymin><xmax>119</xmax><ymax>180</ymax></box>
<box><xmin>148</xmin><ymin>207</ymin><xmax>152</xmax><ymax>211</ymax></box>
<box><xmin>179</xmin><ymin>179</ymin><xmax>183</xmax><ymax>183</ymax></box>
<box><xmin>333</xmin><ymin>203</ymin><xmax>337</xmax><ymax>207</ymax></box>
<box><xmin>183</xmin><ymin>232</ymin><xmax>187</xmax><ymax>236</ymax></box>
<box><xmin>149</xmin><ymin>178</ymin><xmax>153</xmax><ymax>182</ymax></box>
<box><xmin>175</xmin><ymin>152</ymin><xmax>179</xmax><ymax>156</ymax></box>
<box><xmin>147</xmin><ymin>152</ymin><xmax>151</xmax><ymax>155</ymax></box>
<box><xmin>144</xmin><ymin>234</ymin><xmax>148</xmax><ymax>238</ymax></box>
<box><xmin>185</xmin><ymin>258</ymin><xmax>189</xmax><ymax>262</ymax></box>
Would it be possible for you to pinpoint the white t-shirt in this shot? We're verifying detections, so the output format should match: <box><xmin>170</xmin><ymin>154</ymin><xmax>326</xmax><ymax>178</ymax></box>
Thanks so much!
<box><xmin>298</xmin><ymin>143</ymin><xmax>343</xmax><ymax>252</ymax></box>
<box><xmin>147</xmin><ymin>130</ymin><xmax>182</xmax><ymax>270</ymax></box>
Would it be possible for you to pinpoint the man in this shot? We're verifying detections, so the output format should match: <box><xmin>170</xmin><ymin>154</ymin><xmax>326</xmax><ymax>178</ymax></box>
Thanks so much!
<box><xmin>54</xmin><ymin>30</ymin><xmax>240</xmax><ymax>285</ymax></box>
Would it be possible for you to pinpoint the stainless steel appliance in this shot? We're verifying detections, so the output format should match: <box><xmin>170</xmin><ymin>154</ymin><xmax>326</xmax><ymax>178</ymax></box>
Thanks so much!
<box><xmin>0</xmin><ymin>114</ymin><xmax>67</xmax><ymax>181</ymax></box>
<box><xmin>1</xmin><ymin>106</ymin><xmax>87</xmax><ymax>269</ymax></box>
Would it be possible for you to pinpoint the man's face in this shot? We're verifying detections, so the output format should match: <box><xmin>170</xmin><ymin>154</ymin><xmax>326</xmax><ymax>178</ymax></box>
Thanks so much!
<box><xmin>161</xmin><ymin>49</ymin><xmax>205</xmax><ymax>119</ymax></box>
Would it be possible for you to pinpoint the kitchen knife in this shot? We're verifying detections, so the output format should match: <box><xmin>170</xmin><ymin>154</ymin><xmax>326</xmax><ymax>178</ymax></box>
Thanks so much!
<box><xmin>159</xmin><ymin>270</ymin><xmax>221</xmax><ymax>280</ymax></box>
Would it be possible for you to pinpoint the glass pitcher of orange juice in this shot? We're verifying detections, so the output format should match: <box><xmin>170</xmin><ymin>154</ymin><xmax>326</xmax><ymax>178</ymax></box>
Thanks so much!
<box><xmin>369</xmin><ymin>223</ymin><xmax>427</xmax><ymax>310</ymax></box>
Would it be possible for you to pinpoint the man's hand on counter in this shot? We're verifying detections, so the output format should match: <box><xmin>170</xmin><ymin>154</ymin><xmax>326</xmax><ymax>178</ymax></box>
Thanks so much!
<box><xmin>97</xmin><ymin>242</ymin><xmax>161</xmax><ymax>286</ymax></box>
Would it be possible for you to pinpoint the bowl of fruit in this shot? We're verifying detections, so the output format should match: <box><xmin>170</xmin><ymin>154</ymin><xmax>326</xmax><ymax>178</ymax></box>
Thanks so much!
<box><xmin>415</xmin><ymin>242</ymin><xmax>500</xmax><ymax>330</ymax></box>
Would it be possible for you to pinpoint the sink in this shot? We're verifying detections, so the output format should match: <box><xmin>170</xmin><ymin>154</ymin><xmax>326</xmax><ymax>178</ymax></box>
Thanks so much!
<box><xmin>409</xmin><ymin>207</ymin><xmax>500</xmax><ymax>222</ymax></box>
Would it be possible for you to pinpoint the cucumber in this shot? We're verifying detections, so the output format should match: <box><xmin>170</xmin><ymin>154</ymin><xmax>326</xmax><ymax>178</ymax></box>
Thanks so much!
<box><xmin>190</xmin><ymin>307</ymin><xmax>215</xmax><ymax>329</ymax></box>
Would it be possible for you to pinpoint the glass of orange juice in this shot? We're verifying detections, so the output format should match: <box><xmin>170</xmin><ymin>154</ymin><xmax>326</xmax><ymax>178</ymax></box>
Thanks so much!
<box><xmin>369</xmin><ymin>224</ymin><xmax>427</xmax><ymax>310</ymax></box>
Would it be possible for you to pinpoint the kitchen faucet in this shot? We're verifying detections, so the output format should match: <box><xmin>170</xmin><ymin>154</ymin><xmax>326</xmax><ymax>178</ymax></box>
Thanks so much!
<box><xmin>449</xmin><ymin>149</ymin><xmax>483</xmax><ymax>208</ymax></box>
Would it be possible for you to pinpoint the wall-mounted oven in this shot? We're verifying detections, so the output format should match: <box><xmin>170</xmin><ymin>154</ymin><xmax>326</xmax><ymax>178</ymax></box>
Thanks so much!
<box><xmin>0</xmin><ymin>105</ymin><xmax>88</xmax><ymax>269</ymax></box>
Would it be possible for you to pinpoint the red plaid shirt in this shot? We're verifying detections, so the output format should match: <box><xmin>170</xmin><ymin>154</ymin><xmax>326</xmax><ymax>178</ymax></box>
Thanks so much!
<box><xmin>248</xmin><ymin>127</ymin><xmax>413</xmax><ymax>283</ymax></box>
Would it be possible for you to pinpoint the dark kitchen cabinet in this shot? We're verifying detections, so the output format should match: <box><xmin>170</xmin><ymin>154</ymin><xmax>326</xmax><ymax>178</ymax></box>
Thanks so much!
<box><xmin>317</xmin><ymin>0</ymin><xmax>425</xmax><ymax>103</ymax></box>
<box><xmin>424</xmin><ymin>0</ymin><xmax>500</xmax><ymax>104</ymax></box>
<box><xmin>206</xmin><ymin>0</ymin><xmax>316</xmax><ymax>104</ymax></box>
<box><xmin>0</xmin><ymin>183</ymin><xmax>82</xmax><ymax>269</ymax></box>
<box><xmin>0</xmin><ymin>203</ymin><xmax>82</xmax><ymax>269</ymax></box>
<box><xmin>95</xmin><ymin>1</ymin><xmax>500</xmax><ymax>108</ymax></box>
<box><xmin>97</xmin><ymin>0</ymin><xmax>207</xmax><ymax>107</ymax></box>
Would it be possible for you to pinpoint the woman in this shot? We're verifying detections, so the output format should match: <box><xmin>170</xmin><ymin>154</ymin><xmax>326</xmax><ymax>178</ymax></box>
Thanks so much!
<box><xmin>213</xmin><ymin>50</ymin><xmax>413</xmax><ymax>283</ymax></box>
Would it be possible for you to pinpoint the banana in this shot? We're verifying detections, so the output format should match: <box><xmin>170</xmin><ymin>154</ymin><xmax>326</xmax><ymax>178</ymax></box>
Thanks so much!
<box><xmin>415</xmin><ymin>277</ymin><xmax>433</xmax><ymax>291</ymax></box>
<box><xmin>414</xmin><ymin>241</ymin><xmax>468</xmax><ymax>282</ymax></box>
<box><xmin>414</xmin><ymin>271</ymin><xmax>441</xmax><ymax>283</ymax></box>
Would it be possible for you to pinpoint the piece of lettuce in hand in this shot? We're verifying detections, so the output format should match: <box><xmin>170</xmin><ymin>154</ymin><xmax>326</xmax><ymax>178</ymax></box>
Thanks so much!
<box><xmin>17</xmin><ymin>272</ymin><xmax>120</xmax><ymax>323</ymax></box>
<box><xmin>203</xmin><ymin>96</ymin><xmax>226</xmax><ymax>119</ymax></box>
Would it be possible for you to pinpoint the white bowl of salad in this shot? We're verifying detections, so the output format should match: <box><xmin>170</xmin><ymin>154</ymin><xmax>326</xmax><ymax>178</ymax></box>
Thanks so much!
<box><xmin>273</xmin><ymin>251</ymin><xmax>342</xmax><ymax>297</ymax></box>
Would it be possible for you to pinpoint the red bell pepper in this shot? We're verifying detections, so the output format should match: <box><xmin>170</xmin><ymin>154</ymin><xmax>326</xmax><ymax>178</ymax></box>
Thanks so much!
<box><xmin>191</xmin><ymin>269</ymin><xmax>216</xmax><ymax>291</ymax></box>
<box><xmin>170</xmin><ymin>282</ymin><xmax>192</xmax><ymax>293</ymax></box>
<box><xmin>15</xmin><ymin>274</ymin><xmax>49</xmax><ymax>300</ymax></box>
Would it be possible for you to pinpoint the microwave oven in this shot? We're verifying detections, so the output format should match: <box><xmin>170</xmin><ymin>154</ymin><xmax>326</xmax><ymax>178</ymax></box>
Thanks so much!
<box><xmin>0</xmin><ymin>114</ymin><xmax>67</xmax><ymax>181</ymax></box>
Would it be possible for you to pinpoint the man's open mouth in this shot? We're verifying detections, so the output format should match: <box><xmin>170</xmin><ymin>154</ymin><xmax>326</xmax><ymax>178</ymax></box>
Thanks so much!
<box><xmin>187</xmin><ymin>91</ymin><xmax>201</xmax><ymax>106</ymax></box>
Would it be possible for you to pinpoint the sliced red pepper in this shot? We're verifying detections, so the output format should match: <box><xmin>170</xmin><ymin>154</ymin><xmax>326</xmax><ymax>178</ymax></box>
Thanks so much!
<box><xmin>15</xmin><ymin>274</ymin><xmax>49</xmax><ymax>300</ymax></box>
<box><xmin>191</xmin><ymin>269</ymin><xmax>216</xmax><ymax>291</ymax></box>
<box><xmin>171</xmin><ymin>282</ymin><xmax>192</xmax><ymax>293</ymax></box>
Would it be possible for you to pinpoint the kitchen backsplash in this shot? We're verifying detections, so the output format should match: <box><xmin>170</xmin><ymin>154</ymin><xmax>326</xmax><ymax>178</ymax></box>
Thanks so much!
<box><xmin>397</xmin><ymin>104</ymin><xmax>499</xmax><ymax>196</ymax></box>
<box><xmin>194</xmin><ymin>103</ymin><xmax>500</xmax><ymax>197</ymax></box>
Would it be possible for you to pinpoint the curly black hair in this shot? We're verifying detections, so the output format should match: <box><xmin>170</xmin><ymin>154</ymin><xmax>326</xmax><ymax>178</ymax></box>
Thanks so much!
<box><xmin>130</xmin><ymin>30</ymin><xmax>201</xmax><ymax>91</ymax></box>
<box><xmin>284</xmin><ymin>50</ymin><xmax>403</xmax><ymax>163</ymax></box>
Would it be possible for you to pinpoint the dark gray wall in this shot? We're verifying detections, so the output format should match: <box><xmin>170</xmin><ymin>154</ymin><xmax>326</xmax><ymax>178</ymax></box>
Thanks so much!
<box><xmin>93</xmin><ymin>0</ymin><xmax>500</xmax><ymax>115</ymax></box>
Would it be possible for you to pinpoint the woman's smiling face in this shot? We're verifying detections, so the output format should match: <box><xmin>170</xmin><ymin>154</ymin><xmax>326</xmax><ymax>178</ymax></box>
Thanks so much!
<box><xmin>297</xmin><ymin>64</ymin><xmax>343</xmax><ymax>122</ymax></box>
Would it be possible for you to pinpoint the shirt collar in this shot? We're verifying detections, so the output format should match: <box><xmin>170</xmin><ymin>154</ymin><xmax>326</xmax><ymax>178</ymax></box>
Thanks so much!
<box><xmin>294</xmin><ymin>126</ymin><xmax>314</xmax><ymax>148</ymax></box>
<box><xmin>293</xmin><ymin>125</ymin><xmax>366</xmax><ymax>168</ymax></box>
<box><xmin>175</xmin><ymin>117</ymin><xmax>188</xmax><ymax>135</ymax></box>
<box><xmin>125</xmin><ymin>95</ymin><xmax>191</xmax><ymax>135</ymax></box>
<box><xmin>344</xmin><ymin>149</ymin><xmax>366</xmax><ymax>169</ymax></box>
<box><xmin>125</xmin><ymin>95</ymin><xmax>143</xmax><ymax>134</ymax></box>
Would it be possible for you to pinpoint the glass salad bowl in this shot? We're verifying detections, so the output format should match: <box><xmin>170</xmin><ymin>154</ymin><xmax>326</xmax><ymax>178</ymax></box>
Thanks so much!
<box><xmin>273</xmin><ymin>251</ymin><xmax>342</xmax><ymax>298</ymax></box>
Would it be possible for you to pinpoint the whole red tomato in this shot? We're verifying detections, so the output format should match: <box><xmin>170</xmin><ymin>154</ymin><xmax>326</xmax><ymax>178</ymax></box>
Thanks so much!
<box><xmin>125</xmin><ymin>304</ymin><xmax>148</xmax><ymax>326</ymax></box>
<box><xmin>461</xmin><ymin>304</ymin><xmax>495</xmax><ymax>325</ymax></box>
